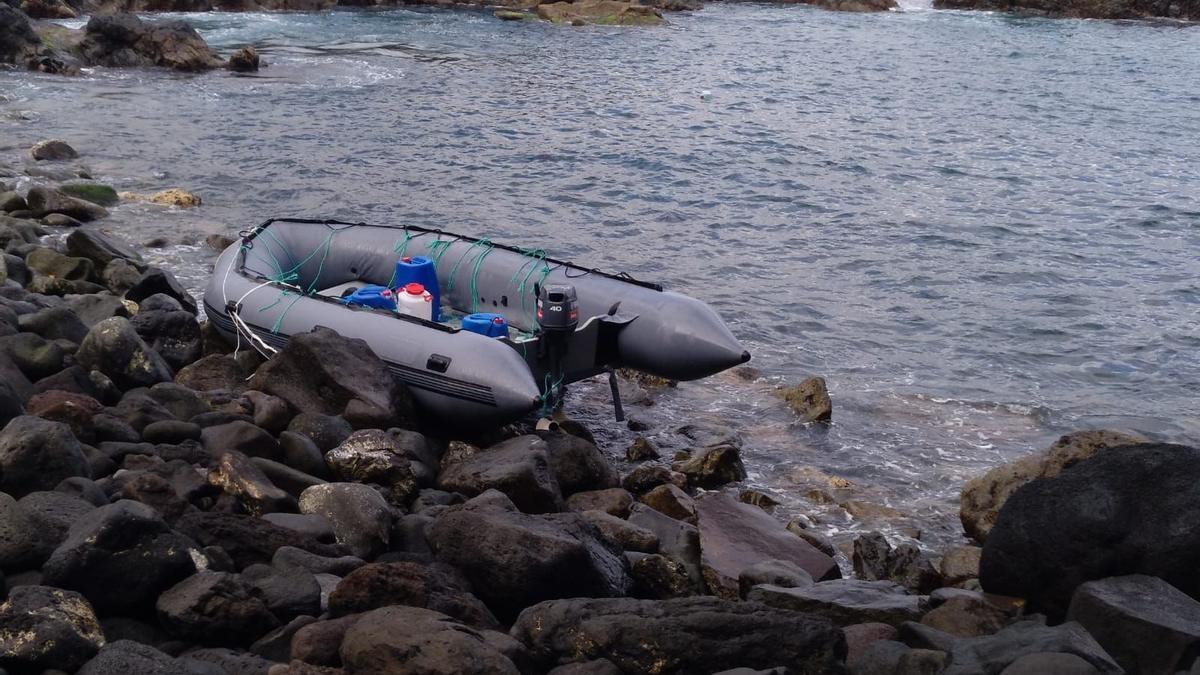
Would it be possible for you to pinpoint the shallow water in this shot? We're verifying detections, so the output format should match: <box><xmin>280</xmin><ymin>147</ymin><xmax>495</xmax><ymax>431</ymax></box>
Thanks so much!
<box><xmin>2</xmin><ymin>4</ymin><xmax>1198</xmax><ymax>551</ymax></box>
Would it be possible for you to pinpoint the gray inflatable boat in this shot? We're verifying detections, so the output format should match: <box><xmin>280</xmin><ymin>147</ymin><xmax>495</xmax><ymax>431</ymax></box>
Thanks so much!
<box><xmin>204</xmin><ymin>218</ymin><xmax>749</xmax><ymax>428</ymax></box>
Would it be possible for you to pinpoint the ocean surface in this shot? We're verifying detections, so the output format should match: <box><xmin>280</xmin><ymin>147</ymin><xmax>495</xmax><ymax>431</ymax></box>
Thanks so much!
<box><xmin>2</xmin><ymin>4</ymin><xmax>1198</xmax><ymax>551</ymax></box>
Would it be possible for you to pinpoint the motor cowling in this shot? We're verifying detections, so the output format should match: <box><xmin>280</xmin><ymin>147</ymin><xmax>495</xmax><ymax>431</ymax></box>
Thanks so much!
<box><xmin>537</xmin><ymin>283</ymin><xmax>579</xmax><ymax>332</ymax></box>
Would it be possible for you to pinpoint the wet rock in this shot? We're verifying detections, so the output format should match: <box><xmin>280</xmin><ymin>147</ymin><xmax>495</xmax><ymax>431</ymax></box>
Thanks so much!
<box><xmin>427</xmin><ymin>491</ymin><xmax>631</xmax><ymax>621</ymax></box>
<box><xmin>208</xmin><ymin>451</ymin><xmax>294</xmax><ymax>514</ymax></box>
<box><xmin>961</xmin><ymin>429</ymin><xmax>1145</xmax><ymax>543</ymax></box>
<box><xmin>178</xmin><ymin>647</ymin><xmax>277</xmax><ymax>674</ymax></box>
<box><xmin>621</xmin><ymin>463</ymin><xmax>686</xmax><ymax>494</ymax></box>
<box><xmin>899</xmin><ymin>616</ymin><xmax>1122</xmax><ymax>675</ymax></box>
<box><xmin>106</xmin><ymin>259</ymin><xmax>142</xmax><ymax>293</ymax></box>
<box><xmin>843</xmin><ymin>623</ymin><xmax>900</xmax><ymax>673</ymax></box>
<box><xmin>0</xmin><ymin>191</ymin><xmax>26</xmax><ymax>213</ymax></box>
<box><xmin>328</xmin><ymin>561</ymin><xmax>499</xmax><ymax>628</ymax></box>
<box><xmin>202</xmin><ymin>420</ymin><xmax>281</xmax><ymax>461</ymax></box>
<box><xmin>807</xmin><ymin>0</ymin><xmax>898</xmax><ymax>10</ymax></box>
<box><xmin>625</xmin><ymin>436</ymin><xmax>660</xmax><ymax>462</ymax></box>
<box><xmin>981</xmin><ymin>443</ymin><xmax>1200</xmax><ymax>618</ymax></box>
<box><xmin>77</xmin><ymin>640</ymin><xmax>191</xmax><ymax>675</ymax></box>
<box><xmin>566</xmin><ymin>487</ymin><xmax>634</xmax><ymax>518</ymax></box>
<box><xmin>325</xmin><ymin>429</ymin><xmax>420</xmax><ymax>505</ymax></box>
<box><xmin>776</xmin><ymin>376</ymin><xmax>833</xmax><ymax>423</ymax></box>
<box><xmin>1066</xmin><ymin>574</ymin><xmax>1200</xmax><ymax>675</ymax></box>
<box><xmin>59</xmin><ymin>181</ymin><xmax>119</xmax><ymax>207</ymax></box>
<box><xmin>298</xmin><ymin>483</ymin><xmax>392</xmax><ymax>559</ymax></box>
<box><xmin>672</xmin><ymin>443</ymin><xmax>747</xmax><ymax>488</ymax></box>
<box><xmin>29</xmin><ymin>139</ymin><xmax>78</xmax><ymax>161</ymax></box>
<box><xmin>287</xmin><ymin>413</ymin><xmax>353</xmax><ymax>452</ymax></box>
<box><xmin>43</xmin><ymin>499</ymin><xmax>199</xmax><ymax>614</ymax></box>
<box><xmin>639</xmin><ymin>483</ymin><xmax>697</xmax><ymax>523</ymax></box>
<box><xmin>25</xmin><ymin>185</ymin><xmax>109</xmax><ymax>222</ymax></box>
<box><xmin>132</xmin><ymin>306</ymin><xmax>203</xmax><ymax>371</ymax></box>
<box><xmin>920</xmin><ymin>593</ymin><xmax>1009</xmax><ymax>637</ymax></box>
<box><xmin>785</xmin><ymin>520</ymin><xmax>838</xmax><ymax>558</ymax></box>
<box><xmin>228</xmin><ymin>46</ymin><xmax>259</xmax><ymax>72</ymax></box>
<box><xmin>175</xmin><ymin>510</ymin><xmax>342</xmax><ymax>569</ymax></box>
<box><xmin>513</xmin><ymin>596</ymin><xmax>844</xmax><ymax>674</ymax></box>
<box><xmin>26</xmin><ymin>389</ymin><xmax>102</xmax><ymax>441</ymax></box>
<box><xmin>0</xmin><ymin>332</ymin><xmax>65</xmax><ymax>381</ymax></box>
<box><xmin>628</xmin><ymin>503</ymin><xmax>704</xmax><ymax>591</ymax></box>
<box><xmin>696</xmin><ymin>492</ymin><xmax>838</xmax><ymax>598</ymax></box>
<box><xmin>278</xmin><ymin>430</ymin><xmax>329</xmax><ymax>478</ymax></box>
<box><xmin>241</xmin><ymin>563</ymin><xmax>321</xmax><ymax>622</ymax></box>
<box><xmin>249</xmin><ymin>327</ymin><xmax>414</xmax><ymax>429</ymax></box>
<box><xmin>76</xmin><ymin>316</ymin><xmax>174</xmax><ymax>390</ymax></box>
<box><xmin>66</xmin><ymin>226</ymin><xmax>145</xmax><ymax>268</ymax></box>
<box><xmin>750</xmin><ymin>579</ymin><xmax>922</xmax><ymax>627</ymax></box>
<box><xmin>341</xmin><ymin>606</ymin><xmax>520</xmax><ymax>674</ymax></box>
<box><xmin>539</xmin><ymin>430</ymin><xmax>618</xmax><ymax>495</ymax></box>
<box><xmin>272</xmin><ymin>546</ymin><xmax>364</xmax><ymax>576</ymax></box>
<box><xmin>939</xmin><ymin>545</ymin><xmax>982</xmax><ymax>587</ymax></box>
<box><xmin>26</xmin><ymin>248</ymin><xmax>94</xmax><ymax>284</ymax></box>
<box><xmin>157</xmin><ymin>571</ymin><xmax>279</xmax><ymax>646</ymax></box>
<box><xmin>0</xmin><ymin>415</ymin><xmax>89</xmax><ymax>497</ymax></box>
<box><xmin>581</xmin><ymin>509</ymin><xmax>659</xmax><ymax>553</ymax></box>
<box><xmin>0</xmin><ymin>6</ymin><xmax>47</xmax><ymax>68</ymax></box>
<box><xmin>78</xmin><ymin>13</ymin><xmax>223</xmax><ymax>71</ymax></box>
<box><xmin>853</xmin><ymin>531</ymin><xmax>940</xmax><ymax>594</ymax></box>
<box><xmin>537</xmin><ymin>0</ymin><xmax>664</xmax><ymax>24</ymax></box>
<box><xmin>143</xmin><ymin>420</ymin><xmax>202</xmax><ymax>444</ymax></box>
<box><xmin>629</xmin><ymin>552</ymin><xmax>694</xmax><ymax>599</ymax></box>
<box><xmin>43</xmin><ymin>212</ymin><xmax>84</xmax><ymax>228</ymax></box>
<box><xmin>438</xmin><ymin>434</ymin><xmax>563</xmax><ymax>513</ymax></box>
<box><xmin>0</xmin><ymin>585</ymin><xmax>103</xmax><ymax>672</ymax></box>
<box><xmin>289</xmin><ymin>613</ymin><xmax>357</xmax><ymax>666</ymax></box>
<box><xmin>738</xmin><ymin>558</ymin><xmax>814</xmax><ymax>598</ymax></box>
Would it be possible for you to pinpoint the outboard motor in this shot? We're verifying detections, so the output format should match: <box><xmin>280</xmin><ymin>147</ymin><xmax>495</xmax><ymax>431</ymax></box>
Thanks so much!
<box><xmin>536</xmin><ymin>284</ymin><xmax>578</xmax><ymax>411</ymax></box>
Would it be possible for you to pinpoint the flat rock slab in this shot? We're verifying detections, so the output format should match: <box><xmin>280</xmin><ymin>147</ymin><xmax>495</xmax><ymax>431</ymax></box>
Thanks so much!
<box><xmin>696</xmin><ymin>492</ymin><xmax>838</xmax><ymax>598</ymax></box>
<box><xmin>1067</xmin><ymin>574</ymin><xmax>1200</xmax><ymax>675</ymax></box>
<box><xmin>749</xmin><ymin>579</ymin><xmax>922</xmax><ymax>627</ymax></box>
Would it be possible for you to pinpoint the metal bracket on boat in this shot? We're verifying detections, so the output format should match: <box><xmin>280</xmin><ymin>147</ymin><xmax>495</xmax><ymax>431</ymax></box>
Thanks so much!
<box><xmin>606</xmin><ymin>367</ymin><xmax>625</xmax><ymax>423</ymax></box>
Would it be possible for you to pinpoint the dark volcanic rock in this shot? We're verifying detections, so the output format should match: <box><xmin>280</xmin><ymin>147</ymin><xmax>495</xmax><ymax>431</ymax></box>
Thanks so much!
<box><xmin>241</xmin><ymin>562</ymin><xmax>321</xmax><ymax>621</ymax></box>
<box><xmin>981</xmin><ymin>443</ymin><xmax>1200</xmax><ymax>618</ymax></box>
<box><xmin>29</xmin><ymin>139</ymin><xmax>78</xmax><ymax>161</ymax></box>
<box><xmin>325</xmin><ymin>429</ymin><xmax>420</xmax><ymax>505</ymax></box>
<box><xmin>0</xmin><ymin>585</ymin><xmax>104</xmax><ymax>672</ymax></box>
<box><xmin>696</xmin><ymin>492</ymin><xmax>838</xmax><ymax>598</ymax></box>
<box><xmin>0</xmin><ymin>332</ymin><xmax>66</xmax><ymax>382</ymax></box>
<box><xmin>175</xmin><ymin>510</ymin><xmax>342</xmax><ymax>569</ymax></box>
<box><xmin>157</xmin><ymin>571</ymin><xmax>279</xmax><ymax>646</ymax></box>
<box><xmin>126</xmin><ymin>268</ymin><xmax>198</xmax><ymax>314</ymax></box>
<box><xmin>1066</xmin><ymin>574</ymin><xmax>1200</xmax><ymax>675</ymax></box>
<box><xmin>287</xmin><ymin>412</ymin><xmax>354</xmax><ymax>452</ymax></box>
<box><xmin>25</xmin><ymin>186</ymin><xmax>109</xmax><ymax>222</ymax></box>
<box><xmin>438</xmin><ymin>434</ymin><xmax>564</xmax><ymax>513</ymax></box>
<box><xmin>899</xmin><ymin>617</ymin><xmax>1122</xmax><ymax>674</ymax></box>
<box><xmin>538</xmin><ymin>430</ymin><xmax>618</xmax><ymax>495</ymax></box>
<box><xmin>132</xmin><ymin>307</ymin><xmax>203</xmax><ymax>371</ymax></box>
<box><xmin>566</xmin><ymin>487</ymin><xmax>634</xmax><ymax>518</ymax></box>
<box><xmin>328</xmin><ymin>561</ymin><xmax>499</xmax><ymax>628</ymax></box>
<box><xmin>298</xmin><ymin>483</ymin><xmax>393</xmax><ymax>559</ymax></box>
<box><xmin>853</xmin><ymin>531</ymin><xmax>940</xmax><ymax>594</ymax></box>
<box><xmin>208</xmin><ymin>450</ymin><xmax>294</xmax><ymax>514</ymax></box>
<box><xmin>340</xmin><ymin>606</ymin><xmax>520</xmax><ymax>674</ymax></box>
<box><xmin>0</xmin><ymin>414</ymin><xmax>90</xmax><ymax>496</ymax></box>
<box><xmin>42</xmin><ymin>499</ymin><xmax>200</xmax><ymax>614</ymax></box>
<box><xmin>201</xmin><ymin>420</ymin><xmax>281</xmax><ymax>461</ymax></box>
<box><xmin>427</xmin><ymin>491</ymin><xmax>631</xmax><ymax>621</ymax></box>
<box><xmin>228</xmin><ymin>46</ymin><xmax>259</xmax><ymax>71</ymax></box>
<box><xmin>249</xmin><ymin>326</ymin><xmax>414</xmax><ymax>429</ymax></box>
<box><xmin>750</xmin><ymin>579</ymin><xmax>923</xmax><ymax>627</ymax></box>
<box><xmin>19</xmin><ymin>304</ymin><xmax>89</xmax><ymax>343</ymax></box>
<box><xmin>66</xmin><ymin>227</ymin><xmax>145</xmax><ymax>268</ymax></box>
<box><xmin>78</xmin><ymin>640</ymin><xmax>191</xmax><ymax>675</ymax></box>
<box><xmin>290</xmin><ymin>614</ymin><xmax>358</xmax><ymax>666</ymax></box>
<box><xmin>672</xmin><ymin>443</ymin><xmax>747</xmax><ymax>488</ymax></box>
<box><xmin>512</xmin><ymin>597</ymin><xmax>846</xmax><ymax>674</ymax></box>
<box><xmin>0</xmin><ymin>490</ymin><xmax>94</xmax><ymax>570</ymax></box>
<box><xmin>78</xmin><ymin>13</ymin><xmax>223</xmax><ymax>71</ymax></box>
<box><xmin>76</xmin><ymin>316</ymin><xmax>174</xmax><ymax>391</ymax></box>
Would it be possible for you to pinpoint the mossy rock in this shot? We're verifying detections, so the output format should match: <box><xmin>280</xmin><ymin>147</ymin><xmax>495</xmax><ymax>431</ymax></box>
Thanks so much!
<box><xmin>59</xmin><ymin>182</ymin><xmax>119</xmax><ymax>207</ymax></box>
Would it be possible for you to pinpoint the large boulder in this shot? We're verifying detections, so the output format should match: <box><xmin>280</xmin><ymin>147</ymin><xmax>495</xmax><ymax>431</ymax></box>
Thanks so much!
<box><xmin>325</xmin><ymin>429</ymin><xmax>420</xmax><ymax>505</ymax></box>
<box><xmin>174</xmin><ymin>510</ymin><xmax>342</xmax><ymax>569</ymax></box>
<box><xmin>538</xmin><ymin>431</ymin><xmax>618</xmax><ymax>495</ymax></box>
<box><xmin>438</xmin><ymin>435</ymin><xmax>564</xmax><ymax>513</ymax></box>
<box><xmin>0</xmin><ymin>585</ymin><xmax>104</xmax><ymax>672</ymax></box>
<box><xmin>329</xmin><ymin>561</ymin><xmax>499</xmax><ymax>628</ymax></box>
<box><xmin>249</xmin><ymin>326</ymin><xmax>414</xmax><ymax>429</ymax></box>
<box><xmin>0</xmin><ymin>490</ymin><xmax>94</xmax><ymax>570</ymax></box>
<box><xmin>42</xmin><ymin>499</ymin><xmax>200</xmax><ymax>614</ymax></box>
<box><xmin>696</xmin><ymin>492</ymin><xmax>838</xmax><ymax>598</ymax></box>
<box><xmin>78</xmin><ymin>13</ymin><xmax>223</xmax><ymax>71</ymax></box>
<box><xmin>961</xmin><ymin>430</ymin><xmax>1145</xmax><ymax>543</ymax></box>
<box><xmin>25</xmin><ymin>186</ymin><xmax>109</xmax><ymax>222</ymax></box>
<box><xmin>298</xmin><ymin>483</ymin><xmax>393</xmax><ymax>559</ymax></box>
<box><xmin>1066</xmin><ymin>575</ymin><xmax>1200</xmax><ymax>675</ymax></box>
<box><xmin>980</xmin><ymin>443</ymin><xmax>1200</xmax><ymax>618</ymax></box>
<box><xmin>76</xmin><ymin>316</ymin><xmax>174</xmax><ymax>391</ymax></box>
<box><xmin>208</xmin><ymin>450</ymin><xmax>294</xmax><ymax>514</ymax></box>
<box><xmin>125</xmin><ymin>268</ymin><xmax>198</xmax><ymax>314</ymax></box>
<box><xmin>750</xmin><ymin>579</ymin><xmax>923</xmax><ymax>627</ymax></box>
<box><xmin>427</xmin><ymin>491</ymin><xmax>631</xmax><ymax>621</ymax></box>
<box><xmin>66</xmin><ymin>227</ymin><xmax>145</xmax><ymax>268</ymax></box>
<box><xmin>0</xmin><ymin>6</ymin><xmax>47</xmax><ymax>68</ymax></box>
<box><xmin>340</xmin><ymin>606</ymin><xmax>521</xmax><ymax>674</ymax></box>
<box><xmin>899</xmin><ymin>617</ymin><xmax>1122</xmax><ymax>675</ymax></box>
<box><xmin>77</xmin><ymin>640</ymin><xmax>191</xmax><ymax>675</ymax></box>
<box><xmin>156</xmin><ymin>571</ymin><xmax>279</xmax><ymax>646</ymax></box>
<box><xmin>0</xmin><ymin>415</ymin><xmax>90</xmax><ymax>497</ymax></box>
<box><xmin>512</xmin><ymin>597</ymin><xmax>845</xmax><ymax>674</ymax></box>
<box><xmin>672</xmin><ymin>443</ymin><xmax>747</xmax><ymax>488</ymax></box>
<box><xmin>132</xmin><ymin>306</ymin><xmax>203</xmax><ymax>371</ymax></box>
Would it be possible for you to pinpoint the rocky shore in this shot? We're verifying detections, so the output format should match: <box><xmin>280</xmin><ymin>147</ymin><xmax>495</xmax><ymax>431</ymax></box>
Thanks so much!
<box><xmin>0</xmin><ymin>137</ymin><xmax>1196</xmax><ymax>674</ymax></box>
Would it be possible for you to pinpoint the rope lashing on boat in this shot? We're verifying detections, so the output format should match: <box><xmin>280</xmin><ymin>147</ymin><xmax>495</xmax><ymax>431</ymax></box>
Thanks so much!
<box><xmin>384</xmin><ymin>231</ymin><xmax>418</xmax><ymax>288</ymax></box>
<box><xmin>536</xmin><ymin>372</ymin><xmax>566</xmax><ymax>417</ymax></box>
<box><xmin>509</xmin><ymin>247</ymin><xmax>552</xmax><ymax>323</ymax></box>
<box><xmin>425</xmin><ymin>236</ymin><xmax>456</xmax><ymax>268</ymax></box>
<box><xmin>446</xmin><ymin>238</ymin><xmax>495</xmax><ymax>313</ymax></box>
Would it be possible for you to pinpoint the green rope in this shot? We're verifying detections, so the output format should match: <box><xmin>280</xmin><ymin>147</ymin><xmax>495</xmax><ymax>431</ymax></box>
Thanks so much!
<box><xmin>270</xmin><ymin>290</ymin><xmax>304</xmax><ymax>334</ymax></box>
<box><xmin>508</xmin><ymin>248</ymin><xmax>552</xmax><ymax>324</ymax></box>
<box><xmin>536</xmin><ymin>372</ymin><xmax>566</xmax><ymax>417</ymax></box>
<box><xmin>384</xmin><ymin>232</ymin><xmax>418</xmax><ymax>288</ymax></box>
<box><xmin>425</xmin><ymin>237</ymin><xmax>455</xmax><ymax>268</ymax></box>
<box><xmin>467</xmin><ymin>242</ymin><xmax>495</xmax><ymax>313</ymax></box>
<box><xmin>446</xmin><ymin>238</ymin><xmax>492</xmax><ymax>293</ymax></box>
<box><xmin>304</xmin><ymin>231</ymin><xmax>335</xmax><ymax>294</ymax></box>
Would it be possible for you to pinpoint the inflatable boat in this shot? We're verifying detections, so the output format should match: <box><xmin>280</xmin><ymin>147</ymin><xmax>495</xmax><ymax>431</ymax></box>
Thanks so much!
<box><xmin>203</xmin><ymin>218</ymin><xmax>749</xmax><ymax>428</ymax></box>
